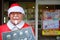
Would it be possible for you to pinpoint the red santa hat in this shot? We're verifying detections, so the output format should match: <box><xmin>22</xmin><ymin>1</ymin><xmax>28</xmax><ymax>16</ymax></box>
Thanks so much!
<box><xmin>8</xmin><ymin>3</ymin><xmax>25</xmax><ymax>16</ymax></box>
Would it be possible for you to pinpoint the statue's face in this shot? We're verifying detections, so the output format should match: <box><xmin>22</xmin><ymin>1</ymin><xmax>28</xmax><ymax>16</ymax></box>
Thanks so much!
<box><xmin>9</xmin><ymin>12</ymin><xmax>24</xmax><ymax>25</ymax></box>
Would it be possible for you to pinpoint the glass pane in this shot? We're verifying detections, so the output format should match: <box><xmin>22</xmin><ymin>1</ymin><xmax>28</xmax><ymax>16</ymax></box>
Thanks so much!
<box><xmin>38</xmin><ymin>5</ymin><xmax>60</xmax><ymax>40</ymax></box>
<box><xmin>3</xmin><ymin>1</ymin><xmax>35</xmax><ymax>38</ymax></box>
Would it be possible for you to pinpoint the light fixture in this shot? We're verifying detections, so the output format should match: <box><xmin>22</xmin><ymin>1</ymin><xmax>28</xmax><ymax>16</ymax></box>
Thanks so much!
<box><xmin>32</xmin><ymin>6</ymin><xmax>35</xmax><ymax>8</ymax></box>
<box><xmin>46</xmin><ymin>6</ymin><xmax>48</xmax><ymax>8</ymax></box>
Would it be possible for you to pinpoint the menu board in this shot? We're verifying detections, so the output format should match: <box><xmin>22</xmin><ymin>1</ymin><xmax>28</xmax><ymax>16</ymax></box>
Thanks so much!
<box><xmin>2</xmin><ymin>27</ymin><xmax>35</xmax><ymax>40</ymax></box>
<box><xmin>42</xmin><ymin>10</ymin><xmax>60</xmax><ymax>36</ymax></box>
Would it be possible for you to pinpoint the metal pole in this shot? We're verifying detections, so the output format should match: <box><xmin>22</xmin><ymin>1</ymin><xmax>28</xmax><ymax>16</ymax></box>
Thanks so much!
<box><xmin>2</xmin><ymin>0</ymin><xmax>3</xmax><ymax>24</ymax></box>
<box><xmin>35</xmin><ymin>0</ymin><xmax>38</xmax><ymax>40</ymax></box>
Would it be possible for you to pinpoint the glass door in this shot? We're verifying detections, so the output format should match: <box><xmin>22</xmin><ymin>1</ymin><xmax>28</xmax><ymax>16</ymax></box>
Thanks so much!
<box><xmin>37</xmin><ymin>0</ymin><xmax>60</xmax><ymax>40</ymax></box>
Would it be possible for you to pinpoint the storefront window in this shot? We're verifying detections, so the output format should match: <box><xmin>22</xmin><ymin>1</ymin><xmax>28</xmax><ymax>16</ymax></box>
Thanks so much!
<box><xmin>38</xmin><ymin>5</ymin><xmax>60</xmax><ymax>40</ymax></box>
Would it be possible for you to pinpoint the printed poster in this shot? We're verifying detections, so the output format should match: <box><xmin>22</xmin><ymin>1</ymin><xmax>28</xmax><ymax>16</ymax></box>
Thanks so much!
<box><xmin>42</xmin><ymin>10</ymin><xmax>60</xmax><ymax>36</ymax></box>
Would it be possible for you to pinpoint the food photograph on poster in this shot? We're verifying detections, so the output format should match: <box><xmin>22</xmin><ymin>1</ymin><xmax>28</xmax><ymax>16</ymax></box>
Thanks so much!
<box><xmin>42</xmin><ymin>10</ymin><xmax>60</xmax><ymax>20</ymax></box>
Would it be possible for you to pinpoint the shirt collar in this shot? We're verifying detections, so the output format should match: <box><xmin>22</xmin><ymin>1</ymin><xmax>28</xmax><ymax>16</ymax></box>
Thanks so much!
<box><xmin>7</xmin><ymin>20</ymin><xmax>25</xmax><ymax>31</ymax></box>
<box><xmin>16</xmin><ymin>21</ymin><xmax>25</xmax><ymax>29</ymax></box>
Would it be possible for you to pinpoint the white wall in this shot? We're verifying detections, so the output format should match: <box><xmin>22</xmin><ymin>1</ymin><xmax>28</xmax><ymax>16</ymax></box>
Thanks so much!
<box><xmin>37</xmin><ymin>0</ymin><xmax>60</xmax><ymax>5</ymax></box>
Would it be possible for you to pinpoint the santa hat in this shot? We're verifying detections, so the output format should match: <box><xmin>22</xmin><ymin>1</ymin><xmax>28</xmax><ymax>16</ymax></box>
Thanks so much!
<box><xmin>8</xmin><ymin>3</ymin><xmax>25</xmax><ymax>16</ymax></box>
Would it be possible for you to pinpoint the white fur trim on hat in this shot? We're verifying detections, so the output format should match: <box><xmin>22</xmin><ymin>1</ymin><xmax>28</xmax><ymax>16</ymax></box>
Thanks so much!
<box><xmin>8</xmin><ymin>6</ymin><xmax>25</xmax><ymax>16</ymax></box>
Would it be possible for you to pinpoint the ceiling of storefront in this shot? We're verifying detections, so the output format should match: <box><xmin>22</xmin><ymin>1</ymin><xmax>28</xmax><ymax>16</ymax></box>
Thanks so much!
<box><xmin>3</xmin><ymin>0</ymin><xmax>35</xmax><ymax>9</ymax></box>
<box><xmin>20</xmin><ymin>2</ymin><xmax>35</xmax><ymax>9</ymax></box>
<box><xmin>4</xmin><ymin>2</ymin><xmax>35</xmax><ymax>11</ymax></box>
<box><xmin>4</xmin><ymin>0</ymin><xmax>35</xmax><ymax>2</ymax></box>
<box><xmin>38</xmin><ymin>5</ymin><xmax>60</xmax><ymax>9</ymax></box>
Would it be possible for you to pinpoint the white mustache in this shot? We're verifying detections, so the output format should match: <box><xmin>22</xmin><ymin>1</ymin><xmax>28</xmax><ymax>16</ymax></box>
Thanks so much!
<box><xmin>13</xmin><ymin>17</ymin><xmax>19</xmax><ymax>19</ymax></box>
